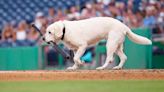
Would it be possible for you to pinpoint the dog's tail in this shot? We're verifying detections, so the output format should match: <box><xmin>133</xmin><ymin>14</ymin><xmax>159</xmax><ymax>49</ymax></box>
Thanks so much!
<box><xmin>126</xmin><ymin>28</ymin><xmax>152</xmax><ymax>45</ymax></box>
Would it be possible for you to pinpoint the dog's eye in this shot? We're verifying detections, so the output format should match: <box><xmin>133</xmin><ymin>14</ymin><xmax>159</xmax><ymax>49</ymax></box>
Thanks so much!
<box><xmin>48</xmin><ymin>31</ymin><xmax>52</xmax><ymax>34</ymax></box>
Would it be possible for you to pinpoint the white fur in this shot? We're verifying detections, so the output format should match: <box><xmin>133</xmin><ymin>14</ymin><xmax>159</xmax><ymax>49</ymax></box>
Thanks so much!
<box><xmin>44</xmin><ymin>17</ymin><xmax>152</xmax><ymax>70</ymax></box>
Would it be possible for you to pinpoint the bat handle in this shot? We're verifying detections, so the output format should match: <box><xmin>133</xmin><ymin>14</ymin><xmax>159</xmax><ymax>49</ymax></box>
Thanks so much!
<box><xmin>31</xmin><ymin>24</ymin><xmax>43</xmax><ymax>36</ymax></box>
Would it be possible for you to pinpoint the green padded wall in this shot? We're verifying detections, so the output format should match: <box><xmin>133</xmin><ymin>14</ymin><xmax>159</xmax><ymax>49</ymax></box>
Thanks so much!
<box><xmin>123</xmin><ymin>28</ymin><xmax>152</xmax><ymax>69</ymax></box>
<box><xmin>0</xmin><ymin>47</ymin><xmax>39</xmax><ymax>70</ymax></box>
<box><xmin>152</xmin><ymin>42</ymin><xmax>164</xmax><ymax>69</ymax></box>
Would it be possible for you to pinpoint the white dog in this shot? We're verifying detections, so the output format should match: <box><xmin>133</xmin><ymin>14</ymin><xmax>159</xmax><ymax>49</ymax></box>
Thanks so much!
<box><xmin>43</xmin><ymin>17</ymin><xmax>152</xmax><ymax>70</ymax></box>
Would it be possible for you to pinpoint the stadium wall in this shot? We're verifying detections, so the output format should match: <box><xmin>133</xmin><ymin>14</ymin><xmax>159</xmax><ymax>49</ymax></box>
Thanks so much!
<box><xmin>0</xmin><ymin>47</ymin><xmax>43</xmax><ymax>70</ymax></box>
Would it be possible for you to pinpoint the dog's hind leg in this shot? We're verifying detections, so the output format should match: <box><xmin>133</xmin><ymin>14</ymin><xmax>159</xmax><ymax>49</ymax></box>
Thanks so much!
<box><xmin>113</xmin><ymin>44</ymin><xmax>127</xmax><ymax>69</ymax></box>
<box><xmin>96</xmin><ymin>31</ymin><xmax>119</xmax><ymax>70</ymax></box>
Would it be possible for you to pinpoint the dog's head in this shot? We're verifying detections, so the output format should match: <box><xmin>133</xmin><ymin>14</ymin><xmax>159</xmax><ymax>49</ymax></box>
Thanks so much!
<box><xmin>43</xmin><ymin>21</ymin><xmax>64</xmax><ymax>44</ymax></box>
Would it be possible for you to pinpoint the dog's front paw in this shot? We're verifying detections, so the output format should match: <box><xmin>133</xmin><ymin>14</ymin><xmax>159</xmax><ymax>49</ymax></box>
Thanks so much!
<box><xmin>66</xmin><ymin>66</ymin><xmax>78</xmax><ymax>70</ymax></box>
<box><xmin>96</xmin><ymin>66</ymin><xmax>105</xmax><ymax>70</ymax></box>
<box><xmin>66</xmin><ymin>67</ymin><xmax>77</xmax><ymax>70</ymax></box>
<box><xmin>112</xmin><ymin>66</ymin><xmax>122</xmax><ymax>70</ymax></box>
<box><xmin>78</xmin><ymin>61</ymin><xmax>85</xmax><ymax>66</ymax></box>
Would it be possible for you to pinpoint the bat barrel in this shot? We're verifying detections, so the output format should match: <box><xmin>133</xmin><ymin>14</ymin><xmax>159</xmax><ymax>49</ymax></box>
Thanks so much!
<box><xmin>52</xmin><ymin>42</ymin><xmax>71</xmax><ymax>60</ymax></box>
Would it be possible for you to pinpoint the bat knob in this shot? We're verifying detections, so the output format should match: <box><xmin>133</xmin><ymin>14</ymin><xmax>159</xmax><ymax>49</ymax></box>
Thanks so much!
<box><xmin>31</xmin><ymin>23</ymin><xmax>35</xmax><ymax>27</ymax></box>
<box><xmin>65</xmin><ymin>56</ymin><xmax>71</xmax><ymax>60</ymax></box>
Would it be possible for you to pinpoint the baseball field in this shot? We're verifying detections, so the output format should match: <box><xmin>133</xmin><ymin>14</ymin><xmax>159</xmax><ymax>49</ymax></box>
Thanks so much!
<box><xmin>0</xmin><ymin>70</ymin><xmax>164</xmax><ymax>92</ymax></box>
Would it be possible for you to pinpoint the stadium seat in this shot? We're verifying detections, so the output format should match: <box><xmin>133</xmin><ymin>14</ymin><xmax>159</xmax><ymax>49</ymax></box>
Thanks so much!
<box><xmin>0</xmin><ymin>0</ymin><xmax>92</xmax><ymax>30</ymax></box>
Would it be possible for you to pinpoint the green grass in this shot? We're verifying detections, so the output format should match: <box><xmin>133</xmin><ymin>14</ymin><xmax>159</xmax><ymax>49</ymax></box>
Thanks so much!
<box><xmin>0</xmin><ymin>80</ymin><xmax>164</xmax><ymax>92</ymax></box>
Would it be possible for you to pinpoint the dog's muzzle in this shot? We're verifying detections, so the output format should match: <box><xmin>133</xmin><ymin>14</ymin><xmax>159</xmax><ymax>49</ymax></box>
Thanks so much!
<box><xmin>42</xmin><ymin>37</ymin><xmax>45</xmax><ymax>41</ymax></box>
<box><xmin>47</xmin><ymin>42</ymin><xmax>51</xmax><ymax>44</ymax></box>
<box><xmin>42</xmin><ymin>37</ymin><xmax>52</xmax><ymax>45</ymax></box>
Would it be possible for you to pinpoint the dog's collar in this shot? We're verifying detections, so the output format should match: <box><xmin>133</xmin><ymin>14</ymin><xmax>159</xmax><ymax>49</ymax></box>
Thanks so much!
<box><xmin>61</xmin><ymin>23</ymin><xmax>65</xmax><ymax>40</ymax></box>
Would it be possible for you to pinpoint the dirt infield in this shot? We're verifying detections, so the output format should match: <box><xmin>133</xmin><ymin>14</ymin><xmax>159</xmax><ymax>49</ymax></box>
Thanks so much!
<box><xmin>0</xmin><ymin>70</ymin><xmax>164</xmax><ymax>80</ymax></box>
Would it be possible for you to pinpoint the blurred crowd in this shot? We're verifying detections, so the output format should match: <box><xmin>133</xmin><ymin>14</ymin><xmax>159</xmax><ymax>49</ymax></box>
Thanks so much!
<box><xmin>0</xmin><ymin>0</ymin><xmax>164</xmax><ymax>47</ymax></box>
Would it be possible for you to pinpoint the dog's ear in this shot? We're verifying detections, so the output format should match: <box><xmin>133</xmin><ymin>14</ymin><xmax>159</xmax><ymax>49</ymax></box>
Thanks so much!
<box><xmin>54</xmin><ymin>21</ymin><xmax>63</xmax><ymax>39</ymax></box>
